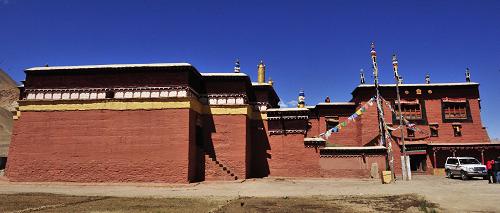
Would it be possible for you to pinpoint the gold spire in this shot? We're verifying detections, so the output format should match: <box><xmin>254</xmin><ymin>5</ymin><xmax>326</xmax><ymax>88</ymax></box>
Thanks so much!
<box><xmin>298</xmin><ymin>89</ymin><xmax>305</xmax><ymax>108</ymax></box>
<box><xmin>257</xmin><ymin>60</ymin><xmax>266</xmax><ymax>83</ymax></box>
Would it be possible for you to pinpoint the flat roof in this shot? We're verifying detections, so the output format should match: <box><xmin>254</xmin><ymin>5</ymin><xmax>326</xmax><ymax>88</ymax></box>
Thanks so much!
<box><xmin>429</xmin><ymin>142</ymin><xmax>500</xmax><ymax>146</ymax></box>
<box><xmin>251</xmin><ymin>82</ymin><xmax>273</xmax><ymax>86</ymax></box>
<box><xmin>316</xmin><ymin>102</ymin><xmax>356</xmax><ymax>106</ymax></box>
<box><xmin>356</xmin><ymin>82</ymin><xmax>479</xmax><ymax>88</ymax></box>
<box><xmin>304</xmin><ymin>137</ymin><xmax>326</xmax><ymax>142</ymax></box>
<box><xmin>201</xmin><ymin>73</ymin><xmax>248</xmax><ymax>77</ymax></box>
<box><xmin>26</xmin><ymin>63</ymin><xmax>193</xmax><ymax>71</ymax></box>
<box><xmin>266</xmin><ymin>108</ymin><xmax>309</xmax><ymax>112</ymax></box>
<box><xmin>321</xmin><ymin>146</ymin><xmax>386</xmax><ymax>150</ymax></box>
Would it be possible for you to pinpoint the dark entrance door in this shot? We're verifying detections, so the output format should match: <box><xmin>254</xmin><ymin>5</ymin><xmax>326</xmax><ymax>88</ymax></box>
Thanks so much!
<box><xmin>409</xmin><ymin>154</ymin><xmax>427</xmax><ymax>173</ymax></box>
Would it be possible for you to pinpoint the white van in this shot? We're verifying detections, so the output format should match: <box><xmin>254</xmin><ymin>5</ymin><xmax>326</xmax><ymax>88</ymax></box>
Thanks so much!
<box><xmin>445</xmin><ymin>157</ymin><xmax>487</xmax><ymax>180</ymax></box>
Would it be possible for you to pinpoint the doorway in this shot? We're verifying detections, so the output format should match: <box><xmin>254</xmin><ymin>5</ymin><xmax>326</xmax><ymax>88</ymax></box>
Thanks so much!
<box><xmin>409</xmin><ymin>155</ymin><xmax>427</xmax><ymax>173</ymax></box>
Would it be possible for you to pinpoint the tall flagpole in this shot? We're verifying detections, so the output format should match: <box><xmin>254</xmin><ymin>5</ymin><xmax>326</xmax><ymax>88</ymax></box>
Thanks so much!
<box><xmin>392</xmin><ymin>54</ymin><xmax>411</xmax><ymax>181</ymax></box>
<box><xmin>371</xmin><ymin>42</ymin><xmax>395</xmax><ymax>182</ymax></box>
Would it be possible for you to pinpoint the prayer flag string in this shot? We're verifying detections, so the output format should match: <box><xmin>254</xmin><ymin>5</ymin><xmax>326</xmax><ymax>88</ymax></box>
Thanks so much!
<box><xmin>320</xmin><ymin>96</ymin><xmax>376</xmax><ymax>139</ymax></box>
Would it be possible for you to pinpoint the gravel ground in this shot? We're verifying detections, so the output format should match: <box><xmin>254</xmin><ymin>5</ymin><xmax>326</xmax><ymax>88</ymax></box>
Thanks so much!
<box><xmin>0</xmin><ymin>175</ymin><xmax>498</xmax><ymax>212</ymax></box>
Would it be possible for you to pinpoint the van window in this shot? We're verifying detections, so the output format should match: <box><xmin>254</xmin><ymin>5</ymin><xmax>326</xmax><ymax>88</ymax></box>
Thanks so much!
<box><xmin>447</xmin><ymin>159</ymin><xmax>458</xmax><ymax>164</ymax></box>
<box><xmin>459</xmin><ymin>158</ymin><xmax>479</xmax><ymax>165</ymax></box>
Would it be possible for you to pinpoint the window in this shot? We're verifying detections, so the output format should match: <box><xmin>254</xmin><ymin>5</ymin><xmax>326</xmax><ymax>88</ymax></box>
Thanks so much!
<box><xmin>325</xmin><ymin>116</ymin><xmax>339</xmax><ymax>130</ymax></box>
<box><xmin>453</xmin><ymin>125</ymin><xmax>462</xmax><ymax>137</ymax></box>
<box><xmin>447</xmin><ymin>158</ymin><xmax>458</xmax><ymax>165</ymax></box>
<box><xmin>459</xmin><ymin>158</ymin><xmax>480</xmax><ymax>165</ymax></box>
<box><xmin>407</xmin><ymin>128</ymin><xmax>415</xmax><ymax>138</ymax></box>
<box><xmin>442</xmin><ymin>98</ymin><xmax>468</xmax><ymax>120</ymax></box>
<box><xmin>395</xmin><ymin>100</ymin><xmax>422</xmax><ymax>120</ymax></box>
<box><xmin>430</xmin><ymin>124</ymin><xmax>439</xmax><ymax>137</ymax></box>
<box><xmin>443</xmin><ymin>103</ymin><xmax>467</xmax><ymax>119</ymax></box>
<box><xmin>105</xmin><ymin>91</ymin><xmax>115</xmax><ymax>99</ymax></box>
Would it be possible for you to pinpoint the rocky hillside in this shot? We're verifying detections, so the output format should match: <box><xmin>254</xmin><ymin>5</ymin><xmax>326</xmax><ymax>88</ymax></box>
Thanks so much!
<box><xmin>0</xmin><ymin>68</ymin><xmax>19</xmax><ymax>110</ymax></box>
<box><xmin>0</xmin><ymin>68</ymin><xmax>18</xmax><ymax>157</ymax></box>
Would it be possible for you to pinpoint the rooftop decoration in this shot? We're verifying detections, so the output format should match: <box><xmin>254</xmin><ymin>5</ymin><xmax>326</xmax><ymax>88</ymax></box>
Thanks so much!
<box><xmin>465</xmin><ymin>68</ymin><xmax>471</xmax><ymax>82</ymax></box>
<box><xmin>360</xmin><ymin>69</ymin><xmax>366</xmax><ymax>84</ymax></box>
<box><xmin>257</xmin><ymin>60</ymin><xmax>266</xmax><ymax>83</ymax></box>
<box><xmin>297</xmin><ymin>89</ymin><xmax>305</xmax><ymax>108</ymax></box>
<box><xmin>234</xmin><ymin>58</ymin><xmax>241</xmax><ymax>73</ymax></box>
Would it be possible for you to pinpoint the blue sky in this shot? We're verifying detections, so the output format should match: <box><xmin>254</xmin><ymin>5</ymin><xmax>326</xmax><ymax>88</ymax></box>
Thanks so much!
<box><xmin>0</xmin><ymin>0</ymin><xmax>499</xmax><ymax>138</ymax></box>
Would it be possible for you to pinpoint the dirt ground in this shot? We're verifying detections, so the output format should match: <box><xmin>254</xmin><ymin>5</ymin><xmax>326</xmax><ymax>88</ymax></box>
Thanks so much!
<box><xmin>0</xmin><ymin>193</ymin><xmax>437</xmax><ymax>213</ymax></box>
<box><xmin>0</xmin><ymin>175</ymin><xmax>498</xmax><ymax>212</ymax></box>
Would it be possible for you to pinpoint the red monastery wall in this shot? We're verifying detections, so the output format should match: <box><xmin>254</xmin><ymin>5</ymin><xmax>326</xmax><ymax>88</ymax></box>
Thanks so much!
<box><xmin>322</xmin><ymin>115</ymin><xmax>362</xmax><ymax>147</ymax></box>
<box><xmin>423</xmin><ymin>99</ymin><xmax>489</xmax><ymax>143</ymax></box>
<box><xmin>267</xmin><ymin>134</ymin><xmax>321</xmax><ymax>177</ymax></box>
<box><xmin>7</xmin><ymin>109</ymin><xmax>196</xmax><ymax>183</ymax></box>
<box><xmin>359</xmin><ymin>102</ymin><xmax>381</xmax><ymax>146</ymax></box>
<box><xmin>319</xmin><ymin>155</ymin><xmax>386</xmax><ymax>178</ymax></box>
<box><xmin>265</xmin><ymin>133</ymin><xmax>384</xmax><ymax>178</ymax></box>
<box><xmin>203</xmin><ymin>114</ymin><xmax>248</xmax><ymax>180</ymax></box>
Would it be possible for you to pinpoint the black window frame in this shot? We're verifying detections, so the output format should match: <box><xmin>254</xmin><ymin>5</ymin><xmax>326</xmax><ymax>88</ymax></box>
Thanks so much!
<box><xmin>325</xmin><ymin>116</ymin><xmax>339</xmax><ymax>131</ymax></box>
<box><xmin>430</xmin><ymin>125</ymin><xmax>439</xmax><ymax>137</ymax></box>
<box><xmin>392</xmin><ymin>99</ymin><xmax>428</xmax><ymax>125</ymax></box>
<box><xmin>452</xmin><ymin>125</ymin><xmax>462</xmax><ymax>137</ymax></box>
<box><xmin>441</xmin><ymin>99</ymin><xmax>472</xmax><ymax>123</ymax></box>
<box><xmin>407</xmin><ymin>128</ymin><xmax>415</xmax><ymax>138</ymax></box>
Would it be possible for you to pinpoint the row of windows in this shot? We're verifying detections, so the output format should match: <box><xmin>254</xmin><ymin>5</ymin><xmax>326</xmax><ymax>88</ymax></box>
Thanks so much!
<box><xmin>325</xmin><ymin>119</ymin><xmax>463</xmax><ymax>138</ymax></box>
<box><xmin>406</xmin><ymin>124</ymin><xmax>462</xmax><ymax>138</ymax></box>
<box><xmin>395</xmin><ymin>101</ymin><xmax>468</xmax><ymax>121</ymax></box>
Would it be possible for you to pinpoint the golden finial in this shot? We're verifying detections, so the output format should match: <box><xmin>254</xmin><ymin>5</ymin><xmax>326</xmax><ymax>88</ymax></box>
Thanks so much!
<box><xmin>257</xmin><ymin>59</ymin><xmax>266</xmax><ymax>83</ymax></box>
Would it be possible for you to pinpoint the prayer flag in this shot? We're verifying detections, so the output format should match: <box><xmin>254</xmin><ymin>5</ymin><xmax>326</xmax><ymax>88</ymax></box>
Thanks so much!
<box><xmin>325</xmin><ymin>130</ymin><xmax>332</xmax><ymax>138</ymax></box>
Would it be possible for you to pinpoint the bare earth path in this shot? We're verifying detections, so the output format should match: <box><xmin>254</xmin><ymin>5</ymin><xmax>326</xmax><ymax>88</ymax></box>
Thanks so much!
<box><xmin>0</xmin><ymin>175</ymin><xmax>498</xmax><ymax>212</ymax></box>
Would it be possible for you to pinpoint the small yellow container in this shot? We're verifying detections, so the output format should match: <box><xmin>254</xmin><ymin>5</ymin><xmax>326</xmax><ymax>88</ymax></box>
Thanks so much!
<box><xmin>382</xmin><ymin>171</ymin><xmax>392</xmax><ymax>184</ymax></box>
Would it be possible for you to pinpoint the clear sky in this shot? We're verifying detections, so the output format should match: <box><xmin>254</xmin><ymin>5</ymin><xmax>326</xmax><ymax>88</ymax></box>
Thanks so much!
<box><xmin>1</xmin><ymin>0</ymin><xmax>499</xmax><ymax>138</ymax></box>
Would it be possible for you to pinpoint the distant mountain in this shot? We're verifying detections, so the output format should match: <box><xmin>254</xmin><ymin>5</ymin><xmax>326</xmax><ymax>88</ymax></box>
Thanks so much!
<box><xmin>0</xmin><ymin>68</ymin><xmax>19</xmax><ymax>111</ymax></box>
<box><xmin>0</xmin><ymin>68</ymin><xmax>18</xmax><ymax>156</ymax></box>
<box><xmin>0</xmin><ymin>68</ymin><xmax>17</xmax><ymax>89</ymax></box>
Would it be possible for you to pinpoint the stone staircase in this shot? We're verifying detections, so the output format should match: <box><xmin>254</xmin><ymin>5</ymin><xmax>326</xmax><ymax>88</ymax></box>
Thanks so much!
<box><xmin>204</xmin><ymin>153</ymin><xmax>238</xmax><ymax>181</ymax></box>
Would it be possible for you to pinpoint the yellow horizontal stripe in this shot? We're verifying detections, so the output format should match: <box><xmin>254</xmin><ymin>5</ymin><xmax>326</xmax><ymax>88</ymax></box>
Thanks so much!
<box><xmin>205</xmin><ymin>106</ymin><xmax>250</xmax><ymax>115</ymax></box>
<box><xmin>19</xmin><ymin>100</ymin><xmax>195</xmax><ymax>112</ymax></box>
<box><xmin>18</xmin><ymin>100</ymin><xmax>264</xmax><ymax>117</ymax></box>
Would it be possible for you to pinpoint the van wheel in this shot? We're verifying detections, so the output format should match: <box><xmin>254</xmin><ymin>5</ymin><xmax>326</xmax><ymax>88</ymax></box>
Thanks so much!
<box><xmin>461</xmin><ymin>171</ymin><xmax>468</xmax><ymax>180</ymax></box>
<box><xmin>446</xmin><ymin>170</ymin><xmax>453</xmax><ymax>178</ymax></box>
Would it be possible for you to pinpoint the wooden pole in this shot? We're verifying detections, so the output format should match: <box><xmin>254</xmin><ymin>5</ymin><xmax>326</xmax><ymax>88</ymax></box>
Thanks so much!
<box><xmin>392</xmin><ymin>54</ymin><xmax>411</xmax><ymax>181</ymax></box>
<box><xmin>481</xmin><ymin>149</ymin><xmax>485</xmax><ymax>164</ymax></box>
<box><xmin>371</xmin><ymin>42</ymin><xmax>395</xmax><ymax>182</ymax></box>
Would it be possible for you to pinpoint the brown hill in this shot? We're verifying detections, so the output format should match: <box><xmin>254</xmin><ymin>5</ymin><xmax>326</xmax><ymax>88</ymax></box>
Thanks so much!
<box><xmin>0</xmin><ymin>68</ymin><xmax>18</xmax><ymax>157</ymax></box>
<box><xmin>0</xmin><ymin>68</ymin><xmax>17</xmax><ymax>89</ymax></box>
<box><xmin>0</xmin><ymin>68</ymin><xmax>19</xmax><ymax>110</ymax></box>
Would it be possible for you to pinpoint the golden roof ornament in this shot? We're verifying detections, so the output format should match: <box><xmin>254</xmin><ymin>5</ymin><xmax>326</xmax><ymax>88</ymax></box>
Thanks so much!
<box><xmin>257</xmin><ymin>60</ymin><xmax>266</xmax><ymax>83</ymax></box>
